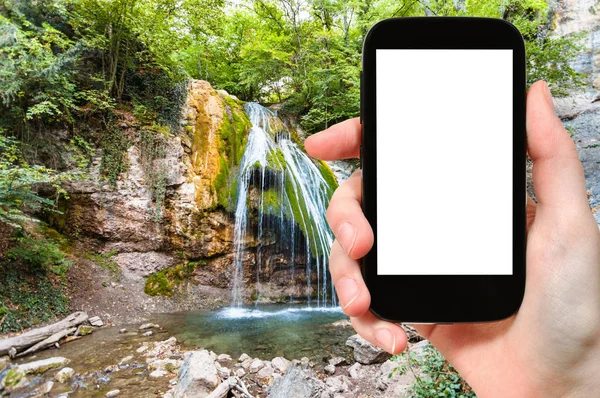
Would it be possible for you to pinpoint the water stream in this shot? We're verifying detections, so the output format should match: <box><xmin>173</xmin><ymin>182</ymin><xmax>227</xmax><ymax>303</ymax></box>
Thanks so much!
<box><xmin>231</xmin><ymin>103</ymin><xmax>336</xmax><ymax>307</ymax></box>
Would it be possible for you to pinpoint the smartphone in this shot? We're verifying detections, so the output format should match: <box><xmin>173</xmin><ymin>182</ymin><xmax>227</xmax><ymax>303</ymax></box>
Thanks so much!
<box><xmin>360</xmin><ymin>17</ymin><xmax>526</xmax><ymax>323</ymax></box>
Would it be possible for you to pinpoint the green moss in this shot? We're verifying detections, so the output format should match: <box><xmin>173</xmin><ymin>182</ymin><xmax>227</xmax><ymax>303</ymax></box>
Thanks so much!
<box><xmin>261</xmin><ymin>188</ymin><xmax>283</xmax><ymax>214</ymax></box>
<box><xmin>144</xmin><ymin>262</ymin><xmax>199</xmax><ymax>297</ymax></box>
<box><xmin>214</xmin><ymin>155</ymin><xmax>230</xmax><ymax>209</ymax></box>
<box><xmin>4</xmin><ymin>368</ymin><xmax>23</xmax><ymax>387</ymax></box>
<box><xmin>266</xmin><ymin>148</ymin><xmax>285</xmax><ymax>171</ymax></box>
<box><xmin>283</xmin><ymin>176</ymin><xmax>321</xmax><ymax>256</ymax></box>
<box><xmin>316</xmin><ymin>160</ymin><xmax>338</xmax><ymax>194</ymax></box>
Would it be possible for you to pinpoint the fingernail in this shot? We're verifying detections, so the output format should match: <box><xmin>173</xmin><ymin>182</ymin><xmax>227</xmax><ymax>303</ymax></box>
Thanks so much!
<box><xmin>338</xmin><ymin>277</ymin><xmax>359</xmax><ymax>310</ymax></box>
<box><xmin>337</xmin><ymin>222</ymin><xmax>356</xmax><ymax>256</ymax></box>
<box><xmin>375</xmin><ymin>328</ymin><xmax>396</xmax><ymax>353</ymax></box>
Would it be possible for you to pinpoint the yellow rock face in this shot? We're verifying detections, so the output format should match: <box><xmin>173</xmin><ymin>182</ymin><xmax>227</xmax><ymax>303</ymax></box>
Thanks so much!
<box><xmin>184</xmin><ymin>80</ymin><xmax>225</xmax><ymax>211</ymax></box>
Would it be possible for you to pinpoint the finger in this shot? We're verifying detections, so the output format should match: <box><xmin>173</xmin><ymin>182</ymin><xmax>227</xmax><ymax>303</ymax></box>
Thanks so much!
<box><xmin>526</xmin><ymin>195</ymin><xmax>537</xmax><ymax>232</ymax></box>
<box><xmin>351</xmin><ymin>311</ymin><xmax>408</xmax><ymax>355</ymax></box>
<box><xmin>329</xmin><ymin>240</ymin><xmax>371</xmax><ymax>317</ymax></box>
<box><xmin>326</xmin><ymin>170</ymin><xmax>374</xmax><ymax>259</ymax></box>
<box><xmin>526</xmin><ymin>81</ymin><xmax>589</xmax><ymax>213</ymax></box>
<box><xmin>305</xmin><ymin>118</ymin><xmax>361</xmax><ymax>160</ymax></box>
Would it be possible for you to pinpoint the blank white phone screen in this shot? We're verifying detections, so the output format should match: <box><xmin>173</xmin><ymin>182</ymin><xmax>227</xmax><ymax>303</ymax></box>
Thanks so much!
<box><xmin>376</xmin><ymin>49</ymin><xmax>513</xmax><ymax>275</ymax></box>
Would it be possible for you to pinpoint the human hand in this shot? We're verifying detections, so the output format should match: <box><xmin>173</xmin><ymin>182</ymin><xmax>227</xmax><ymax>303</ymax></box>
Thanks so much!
<box><xmin>305</xmin><ymin>81</ymin><xmax>600</xmax><ymax>397</ymax></box>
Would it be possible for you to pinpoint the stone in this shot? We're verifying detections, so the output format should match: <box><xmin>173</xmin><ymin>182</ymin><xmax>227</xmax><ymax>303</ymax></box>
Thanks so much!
<box><xmin>257</xmin><ymin>365</ymin><xmax>275</xmax><ymax>378</ymax></box>
<box><xmin>149</xmin><ymin>358</ymin><xmax>183</xmax><ymax>373</ymax></box>
<box><xmin>346</xmin><ymin>334</ymin><xmax>392</xmax><ymax>364</ymax></box>
<box><xmin>106</xmin><ymin>390</ymin><xmax>121</xmax><ymax>398</ymax></box>
<box><xmin>18</xmin><ymin>357</ymin><xmax>70</xmax><ymax>375</ymax></box>
<box><xmin>236</xmin><ymin>368</ymin><xmax>246</xmax><ymax>378</ymax></box>
<box><xmin>139</xmin><ymin>323</ymin><xmax>155</xmax><ymax>330</ymax></box>
<box><xmin>136</xmin><ymin>345</ymin><xmax>149</xmax><ymax>354</ymax></box>
<box><xmin>238</xmin><ymin>353</ymin><xmax>251</xmax><ymax>362</ymax></box>
<box><xmin>325</xmin><ymin>375</ymin><xmax>351</xmax><ymax>393</ymax></box>
<box><xmin>142</xmin><ymin>331</ymin><xmax>153</xmax><ymax>337</ymax></box>
<box><xmin>217</xmin><ymin>353</ymin><xmax>232</xmax><ymax>362</ymax></box>
<box><xmin>174</xmin><ymin>350</ymin><xmax>219</xmax><ymax>398</ymax></box>
<box><xmin>104</xmin><ymin>364</ymin><xmax>119</xmax><ymax>373</ymax></box>
<box><xmin>249</xmin><ymin>359</ymin><xmax>264</xmax><ymax>373</ymax></box>
<box><xmin>347</xmin><ymin>363</ymin><xmax>363</xmax><ymax>379</ymax></box>
<box><xmin>75</xmin><ymin>324</ymin><xmax>94</xmax><ymax>336</ymax></box>
<box><xmin>327</xmin><ymin>319</ymin><xmax>352</xmax><ymax>328</ymax></box>
<box><xmin>119</xmin><ymin>328</ymin><xmax>127</xmax><ymax>333</ymax></box>
<box><xmin>267</xmin><ymin>363</ymin><xmax>328</xmax><ymax>398</ymax></box>
<box><xmin>55</xmin><ymin>367</ymin><xmax>74</xmax><ymax>383</ymax></box>
<box><xmin>328</xmin><ymin>357</ymin><xmax>346</xmax><ymax>367</ymax></box>
<box><xmin>216</xmin><ymin>365</ymin><xmax>230</xmax><ymax>379</ymax></box>
<box><xmin>119</xmin><ymin>356</ymin><xmax>133</xmax><ymax>364</ymax></box>
<box><xmin>88</xmin><ymin>316</ymin><xmax>104</xmax><ymax>327</ymax></box>
<box><xmin>324</xmin><ymin>364</ymin><xmax>335</xmax><ymax>375</ymax></box>
<box><xmin>150</xmin><ymin>369</ymin><xmax>168</xmax><ymax>378</ymax></box>
<box><xmin>271</xmin><ymin>357</ymin><xmax>291</xmax><ymax>373</ymax></box>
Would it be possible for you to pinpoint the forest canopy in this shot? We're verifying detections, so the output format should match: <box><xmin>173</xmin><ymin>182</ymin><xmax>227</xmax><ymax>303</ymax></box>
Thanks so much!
<box><xmin>0</xmin><ymin>0</ymin><xmax>587</xmax><ymax>226</ymax></box>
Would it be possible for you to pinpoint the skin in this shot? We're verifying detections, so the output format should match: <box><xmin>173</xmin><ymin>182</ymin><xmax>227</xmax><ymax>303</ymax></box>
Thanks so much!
<box><xmin>305</xmin><ymin>81</ymin><xmax>600</xmax><ymax>397</ymax></box>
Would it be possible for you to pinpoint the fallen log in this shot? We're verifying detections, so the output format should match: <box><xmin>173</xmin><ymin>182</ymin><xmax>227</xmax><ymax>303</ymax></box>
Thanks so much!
<box><xmin>0</xmin><ymin>312</ymin><xmax>88</xmax><ymax>357</ymax></box>
<box><xmin>17</xmin><ymin>327</ymin><xmax>77</xmax><ymax>358</ymax></box>
<box><xmin>205</xmin><ymin>380</ymin><xmax>230</xmax><ymax>398</ymax></box>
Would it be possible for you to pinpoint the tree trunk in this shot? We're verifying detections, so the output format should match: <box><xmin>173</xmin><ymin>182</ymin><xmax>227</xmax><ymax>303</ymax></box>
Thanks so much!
<box><xmin>0</xmin><ymin>312</ymin><xmax>88</xmax><ymax>357</ymax></box>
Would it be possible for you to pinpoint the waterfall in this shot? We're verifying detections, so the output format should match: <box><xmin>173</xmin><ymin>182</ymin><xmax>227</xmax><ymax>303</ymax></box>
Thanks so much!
<box><xmin>231</xmin><ymin>102</ymin><xmax>336</xmax><ymax>307</ymax></box>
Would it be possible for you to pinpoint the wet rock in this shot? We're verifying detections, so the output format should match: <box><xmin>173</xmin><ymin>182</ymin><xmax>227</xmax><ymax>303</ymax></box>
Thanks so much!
<box><xmin>238</xmin><ymin>353</ymin><xmax>251</xmax><ymax>362</ymax></box>
<box><xmin>75</xmin><ymin>324</ymin><xmax>94</xmax><ymax>336</ymax></box>
<box><xmin>136</xmin><ymin>345</ymin><xmax>149</xmax><ymax>354</ymax></box>
<box><xmin>139</xmin><ymin>323</ymin><xmax>155</xmax><ymax>330</ymax></box>
<box><xmin>55</xmin><ymin>367</ymin><xmax>74</xmax><ymax>383</ymax></box>
<box><xmin>347</xmin><ymin>362</ymin><xmax>363</xmax><ymax>379</ymax></box>
<box><xmin>324</xmin><ymin>364</ymin><xmax>335</xmax><ymax>375</ymax></box>
<box><xmin>271</xmin><ymin>357</ymin><xmax>290</xmax><ymax>373</ymax></box>
<box><xmin>267</xmin><ymin>362</ymin><xmax>329</xmax><ymax>398</ymax></box>
<box><xmin>89</xmin><ymin>316</ymin><xmax>104</xmax><ymax>327</ymax></box>
<box><xmin>142</xmin><ymin>331</ymin><xmax>153</xmax><ymax>337</ymax></box>
<box><xmin>327</xmin><ymin>319</ymin><xmax>352</xmax><ymax>328</ymax></box>
<box><xmin>249</xmin><ymin>359</ymin><xmax>264</xmax><ymax>373</ymax></box>
<box><xmin>328</xmin><ymin>357</ymin><xmax>347</xmax><ymax>367</ymax></box>
<box><xmin>119</xmin><ymin>328</ymin><xmax>127</xmax><ymax>334</ymax></box>
<box><xmin>174</xmin><ymin>350</ymin><xmax>219</xmax><ymax>398</ymax></box>
<box><xmin>106</xmin><ymin>390</ymin><xmax>121</xmax><ymax>398</ymax></box>
<box><xmin>346</xmin><ymin>334</ymin><xmax>392</xmax><ymax>364</ymax></box>
<box><xmin>325</xmin><ymin>375</ymin><xmax>352</xmax><ymax>393</ymax></box>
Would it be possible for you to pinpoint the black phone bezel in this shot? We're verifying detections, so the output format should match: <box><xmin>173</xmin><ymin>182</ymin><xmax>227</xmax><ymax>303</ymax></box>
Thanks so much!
<box><xmin>361</xmin><ymin>17</ymin><xmax>526</xmax><ymax>323</ymax></box>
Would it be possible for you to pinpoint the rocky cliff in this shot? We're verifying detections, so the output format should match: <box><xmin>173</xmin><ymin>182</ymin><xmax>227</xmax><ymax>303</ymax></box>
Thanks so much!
<box><xmin>48</xmin><ymin>80</ymin><xmax>337</xmax><ymax>319</ymax></box>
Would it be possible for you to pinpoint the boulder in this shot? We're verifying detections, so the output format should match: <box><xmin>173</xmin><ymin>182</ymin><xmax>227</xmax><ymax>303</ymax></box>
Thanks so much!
<box><xmin>346</xmin><ymin>334</ymin><xmax>392</xmax><ymax>364</ymax></box>
<box><xmin>267</xmin><ymin>362</ymin><xmax>329</xmax><ymax>398</ymax></box>
<box><xmin>19</xmin><ymin>357</ymin><xmax>70</xmax><ymax>375</ymax></box>
<box><xmin>174</xmin><ymin>350</ymin><xmax>219</xmax><ymax>398</ymax></box>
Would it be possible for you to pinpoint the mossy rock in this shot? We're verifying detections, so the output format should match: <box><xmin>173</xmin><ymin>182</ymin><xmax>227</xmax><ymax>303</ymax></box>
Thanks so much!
<box><xmin>144</xmin><ymin>262</ymin><xmax>199</xmax><ymax>297</ymax></box>
<box><xmin>3</xmin><ymin>368</ymin><xmax>23</xmax><ymax>388</ymax></box>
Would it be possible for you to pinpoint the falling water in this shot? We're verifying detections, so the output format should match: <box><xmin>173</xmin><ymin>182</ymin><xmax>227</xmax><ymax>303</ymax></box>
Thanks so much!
<box><xmin>231</xmin><ymin>102</ymin><xmax>336</xmax><ymax>307</ymax></box>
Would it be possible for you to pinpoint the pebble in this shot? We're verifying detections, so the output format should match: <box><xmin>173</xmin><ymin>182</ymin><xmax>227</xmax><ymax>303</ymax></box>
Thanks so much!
<box><xmin>106</xmin><ymin>389</ymin><xmax>121</xmax><ymax>397</ymax></box>
<box><xmin>324</xmin><ymin>364</ymin><xmax>336</xmax><ymax>375</ymax></box>
<box><xmin>142</xmin><ymin>331</ymin><xmax>153</xmax><ymax>337</ymax></box>
<box><xmin>89</xmin><ymin>316</ymin><xmax>104</xmax><ymax>327</ymax></box>
<box><xmin>236</xmin><ymin>368</ymin><xmax>246</xmax><ymax>378</ymax></box>
<box><xmin>249</xmin><ymin>359</ymin><xmax>264</xmax><ymax>373</ymax></box>
<box><xmin>139</xmin><ymin>323</ymin><xmax>154</xmax><ymax>330</ymax></box>
<box><xmin>119</xmin><ymin>356</ymin><xmax>133</xmax><ymax>364</ymax></box>
<box><xmin>328</xmin><ymin>357</ymin><xmax>347</xmax><ymax>367</ymax></box>
<box><xmin>119</xmin><ymin>328</ymin><xmax>127</xmax><ymax>333</ymax></box>
<box><xmin>136</xmin><ymin>346</ymin><xmax>148</xmax><ymax>354</ymax></box>
<box><xmin>149</xmin><ymin>369</ymin><xmax>167</xmax><ymax>378</ymax></box>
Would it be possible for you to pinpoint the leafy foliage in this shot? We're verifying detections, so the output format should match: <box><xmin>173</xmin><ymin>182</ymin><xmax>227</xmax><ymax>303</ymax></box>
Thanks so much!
<box><xmin>390</xmin><ymin>343</ymin><xmax>476</xmax><ymax>397</ymax></box>
<box><xmin>6</xmin><ymin>235</ymin><xmax>72</xmax><ymax>278</ymax></box>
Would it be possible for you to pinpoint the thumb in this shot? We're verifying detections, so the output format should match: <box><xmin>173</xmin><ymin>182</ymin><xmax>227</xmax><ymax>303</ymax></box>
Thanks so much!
<box><xmin>526</xmin><ymin>81</ymin><xmax>589</xmax><ymax>214</ymax></box>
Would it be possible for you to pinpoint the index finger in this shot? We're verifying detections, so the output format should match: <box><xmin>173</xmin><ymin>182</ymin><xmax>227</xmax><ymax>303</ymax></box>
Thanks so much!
<box><xmin>304</xmin><ymin>118</ymin><xmax>361</xmax><ymax>160</ymax></box>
